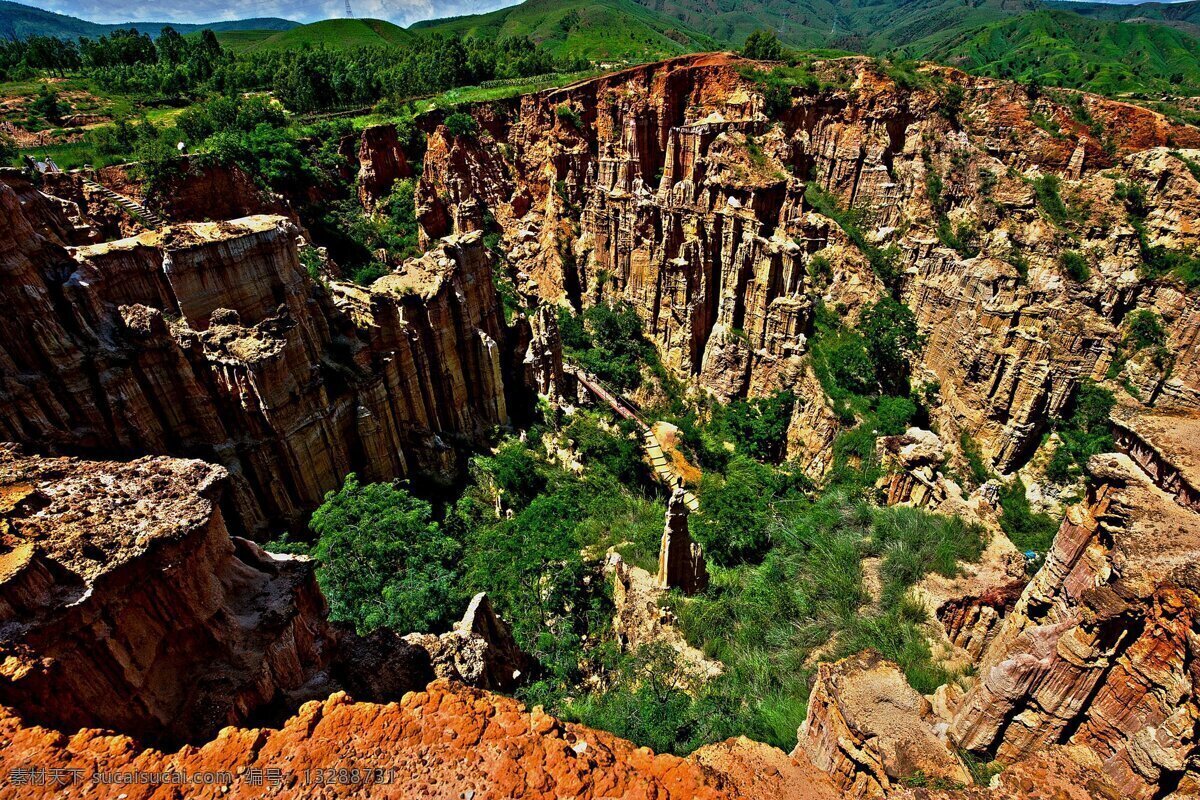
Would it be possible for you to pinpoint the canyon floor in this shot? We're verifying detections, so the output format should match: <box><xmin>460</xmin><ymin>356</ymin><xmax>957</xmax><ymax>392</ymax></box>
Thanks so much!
<box><xmin>1</xmin><ymin>50</ymin><xmax>1200</xmax><ymax>799</ymax></box>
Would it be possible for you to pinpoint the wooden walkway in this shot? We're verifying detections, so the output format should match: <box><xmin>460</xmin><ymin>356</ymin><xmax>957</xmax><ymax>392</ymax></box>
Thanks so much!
<box><xmin>565</xmin><ymin>363</ymin><xmax>700</xmax><ymax>512</ymax></box>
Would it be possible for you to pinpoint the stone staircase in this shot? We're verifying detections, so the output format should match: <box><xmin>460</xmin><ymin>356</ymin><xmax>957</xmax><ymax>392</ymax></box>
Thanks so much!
<box><xmin>642</xmin><ymin>429</ymin><xmax>701</xmax><ymax>512</ymax></box>
<box><xmin>565</xmin><ymin>362</ymin><xmax>701</xmax><ymax>511</ymax></box>
<box><xmin>81</xmin><ymin>177</ymin><xmax>166</xmax><ymax>229</ymax></box>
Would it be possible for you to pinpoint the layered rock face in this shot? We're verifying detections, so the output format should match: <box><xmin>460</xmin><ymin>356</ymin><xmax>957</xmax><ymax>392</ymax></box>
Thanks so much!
<box><xmin>796</xmin><ymin>650</ymin><xmax>970</xmax><ymax>798</ymax></box>
<box><xmin>0</xmin><ymin>446</ymin><xmax>339</xmax><ymax>744</ymax></box>
<box><xmin>413</xmin><ymin>52</ymin><xmax>1200</xmax><ymax>473</ymax></box>
<box><xmin>0</xmin><ymin>178</ymin><xmax>527</xmax><ymax>533</ymax></box>
<box><xmin>948</xmin><ymin>451</ymin><xmax>1200</xmax><ymax>798</ymax></box>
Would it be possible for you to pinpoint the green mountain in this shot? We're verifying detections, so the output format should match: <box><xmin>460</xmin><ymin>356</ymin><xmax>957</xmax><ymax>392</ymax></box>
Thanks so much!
<box><xmin>413</xmin><ymin>0</ymin><xmax>719</xmax><ymax>61</ymax></box>
<box><xmin>217</xmin><ymin>18</ymin><xmax>415</xmax><ymax>53</ymax></box>
<box><xmin>0</xmin><ymin>1</ymin><xmax>297</xmax><ymax>39</ymax></box>
<box><xmin>919</xmin><ymin>8</ymin><xmax>1200</xmax><ymax>94</ymax></box>
<box><xmin>1047</xmin><ymin>0</ymin><xmax>1200</xmax><ymax>36</ymax></box>
<box><xmin>627</xmin><ymin>0</ymin><xmax>1040</xmax><ymax>49</ymax></box>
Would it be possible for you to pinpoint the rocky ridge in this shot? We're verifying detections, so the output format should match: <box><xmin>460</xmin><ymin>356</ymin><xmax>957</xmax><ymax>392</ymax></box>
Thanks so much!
<box><xmin>400</xmin><ymin>52</ymin><xmax>1200</xmax><ymax>474</ymax></box>
<box><xmin>0</xmin><ymin>175</ymin><xmax>550</xmax><ymax>534</ymax></box>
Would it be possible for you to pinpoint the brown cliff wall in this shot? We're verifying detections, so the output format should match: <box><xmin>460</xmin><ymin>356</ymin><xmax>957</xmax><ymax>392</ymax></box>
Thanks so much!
<box><xmin>949</xmin><ymin>452</ymin><xmax>1200</xmax><ymax>798</ymax></box>
<box><xmin>0</xmin><ymin>447</ymin><xmax>339</xmax><ymax>744</ymax></box>
<box><xmin>0</xmin><ymin>180</ymin><xmax>527</xmax><ymax>534</ymax></box>
<box><xmin>412</xmin><ymin>52</ymin><xmax>1200</xmax><ymax>473</ymax></box>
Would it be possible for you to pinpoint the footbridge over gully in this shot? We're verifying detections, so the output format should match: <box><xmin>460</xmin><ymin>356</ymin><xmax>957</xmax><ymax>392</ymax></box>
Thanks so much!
<box><xmin>563</xmin><ymin>363</ymin><xmax>700</xmax><ymax>512</ymax></box>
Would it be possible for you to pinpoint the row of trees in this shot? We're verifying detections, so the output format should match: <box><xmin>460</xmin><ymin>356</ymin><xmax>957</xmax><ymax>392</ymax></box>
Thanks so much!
<box><xmin>1</xmin><ymin>27</ymin><xmax>587</xmax><ymax>112</ymax></box>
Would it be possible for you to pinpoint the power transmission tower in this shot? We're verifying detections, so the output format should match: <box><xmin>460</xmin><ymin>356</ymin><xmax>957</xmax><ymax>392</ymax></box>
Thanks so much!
<box><xmin>345</xmin><ymin>0</ymin><xmax>353</xmax><ymax>17</ymax></box>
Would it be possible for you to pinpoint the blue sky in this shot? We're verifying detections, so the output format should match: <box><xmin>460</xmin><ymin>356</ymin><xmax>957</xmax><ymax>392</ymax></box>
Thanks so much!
<box><xmin>22</xmin><ymin>0</ymin><xmax>517</xmax><ymax>25</ymax></box>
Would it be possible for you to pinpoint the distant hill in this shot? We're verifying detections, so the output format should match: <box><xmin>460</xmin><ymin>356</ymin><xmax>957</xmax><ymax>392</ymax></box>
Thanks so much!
<box><xmin>0</xmin><ymin>1</ymin><xmax>297</xmax><ymax>40</ymax></box>
<box><xmin>919</xmin><ymin>8</ymin><xmax>1200</xmax><ymax>94</ymax></box>
<box><xmin>626</xmin><ymin>0</ymin><xmax>1039</xmax><ymax>49</ymax></box>
<box><xmin>413</xmin><ymin>0</ymin><xmax>719</xmax><ymax>61</ymax></box>
<box><xmin>1047</xmin><ymin>0</ymin><xmax>1200</xmax><ymax>35</ymax></box>
<box><xmin>216</xmin><ymin>18</ymin><xmax>415</xmax><ymax>53</ymax></box>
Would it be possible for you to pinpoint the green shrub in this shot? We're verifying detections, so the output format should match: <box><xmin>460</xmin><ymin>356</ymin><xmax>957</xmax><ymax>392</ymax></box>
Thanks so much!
<box><xmin>717</xmin><ymin>390</ymin><xmax>796</xmax><ymax>463</ymax></box>
<box><xmin>1060</xmin><ymin>250</ymin><xmax>1091</xmax><ymax>282</ymax></box>
<box><xmin>555</xmin><ymin>103</ymin><xmax>582</xmax><ymax>129</ymax></box>
<box><xmin>1046</xmin><ymin>379</ymin><xmax>1115</xmax><ymax>483</ymax></box>
<box><xmin>860</xmin><ymin>297</ymin><xmax>923</xmax><ymax>396</ymax></box>
<box><xmin>560</xmin><ymin>301</ymin><xmax>658</xmax><ymax>390</ymax></box>
<box><xmin>937</xmin><ymin>218</ymin><xmax>980</xmax><ymax>259</ymax></box>
<box><xmin>1124</xmin><ymin>309</ymin><xmax>1165</xmax><ymax>350</ymax></box>
<box><xmin>757</xmin><ymin>68</ymin><xmax>794</xmax><ymax>117</ymax></box>
<box><xmin>303</xmin><ymin>474</ymin><xmax>465</xmax><ymax>635</ymax></box>
<box><xmin>443</xmin><ymin>112</ymin><xmax>479</xmax><ymax>139</ymax></box>
<box><xmin>693</xmin><ymin>455</ymin><xmax>793</xmax><ymax>566</ymax></box>
<box><xmin>1033</xmin><ymin>174</ymin><xmax>1069</xmax><ymax>225</ymax></box>
<box><xmin>998</xmin><ymin>478</ymin><xmax>1059</xmax><ymax>555</ymax></box>
<box><xmin>940</xmin><ymin>84</ymin><xmax>965</xmax><ymax>122</ymax></box>
<box><xmin>959</xmin><ymin>432</ymin><xmax>990</xmax><ymax>489</ymax></box>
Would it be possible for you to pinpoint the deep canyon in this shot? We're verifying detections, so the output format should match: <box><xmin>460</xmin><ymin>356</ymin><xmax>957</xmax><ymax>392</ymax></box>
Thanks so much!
<box><xmin>2</xmin><ymin>51</ymin><xmax>1200</xmax><ymax>798</ymax></box>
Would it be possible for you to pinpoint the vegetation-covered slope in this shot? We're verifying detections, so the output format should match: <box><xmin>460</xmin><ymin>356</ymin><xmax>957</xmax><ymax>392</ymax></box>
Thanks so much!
<box><xmin>1047</xmin><ymin>0</ymin><xmax>1200</xmax><ymax>36</ymax></box>
<box><xmin>628</xmin><ymin>0</ymin><xmax>1037</xmax><ymax>48</ymax></box>
<box><xmin>920</xmin><ymin>9</ymin><xmax>1200</xmax><ymax>95</ymax></box>
<box><xmin>219</xmin><ymin>18</ymin><xmax>415</xmax><ymax>53</ymax></box>
<box><xmin>413</xmin><ymin>0</ymin><xmax>719</xmax><ymax>60</ymax></box>
<box><xmin>0</xmin><ymin>0</ymin><xmax>296</xmax><ymax>40</ymax></box>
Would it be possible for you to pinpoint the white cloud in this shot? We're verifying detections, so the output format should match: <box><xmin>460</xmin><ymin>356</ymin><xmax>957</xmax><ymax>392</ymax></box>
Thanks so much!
<box><xmin>22</xmin><ymin>0</ymin><xmax>515</xmax><ymax>26</ymax></box>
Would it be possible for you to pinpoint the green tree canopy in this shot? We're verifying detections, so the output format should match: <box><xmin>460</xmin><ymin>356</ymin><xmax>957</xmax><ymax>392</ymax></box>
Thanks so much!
<box><xmin>308</xmin><ymin>474</ymin><xmax>464</xmax><ymax>635</ymax></box>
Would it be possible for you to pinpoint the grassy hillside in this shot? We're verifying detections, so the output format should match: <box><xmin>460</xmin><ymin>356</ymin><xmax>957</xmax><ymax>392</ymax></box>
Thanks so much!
<box><xmin>1047</xmin><ymin>0</ymin><xmax>1200</xmax><ymax>36</ymax></box>
<box><xmin>228</xmin><ymin>18</ymin><xmax>415</xmax><ymax>53</ymax></box>
<box><xmin>628</xmin><ymin>0</ymin><xmax>1037</xmax><ymax>49</ymax></box>
<box><xmin>414</xmin><ymin>0</ymin><xmax>719</xmax><ymax>61</ymax></box>
<box><xmin>921</xmin><ymin>9</ymin><xmax>1200</xmax><ymax>95</ymax></box>
<box><xmin>209</xmin><ymin>30</ymin><xmax>277</xmax><ymax>53</ymax></box>
<box><xmin>0</xmin><ymin>1</ymin><xmax>296</xmax><ymax>39</ymax></box>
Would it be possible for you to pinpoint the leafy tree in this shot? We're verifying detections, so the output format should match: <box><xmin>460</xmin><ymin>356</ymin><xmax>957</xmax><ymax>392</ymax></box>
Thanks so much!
<box><xmin>561</xmin><ymin>301</ymin><xmax>657</xmax><ymax>390</ymax></box>
<box><xmin>720</xmin><ymin>390</ymin><xmax>796</xmax><ymax>462</ymax></box>
<box><xmin>741</xmin><ymin>30</ymin><xmax>785</xmax><ymax>61</ymax></box>
<box><xmin>859</xmin><ymin>297</ymin><xmax>923</xmax><ymax>396</ymax></box>
<box><xmin>204</xmin><ymin>123</ymin><xmax>317</xmax><ymax>194</ymax></box>
<box><xmin>306</xmin><ymin>474</ymin><xmax>464</xmax><ymax>635</ymax></box>
<box><xmin>476</xmin><ymin>439</ymin><xmax>548</xmax><ymax>510</ymax></box>
<box><xmin>940</xmin><ymin>83</ymin><xmax>965</xmax><ymax>122</ymax></box>
<box><xmin>564</xmin><ymin>413</ymin><xmax>646</xmax><ymax>486</ymax></box>
<box><xmin>444</xmin><ymin>112</ymin><xmax>480</xmax><ymax>139</ymax></box>
<box><xmin>81</xmin><ymin>29</ymin><xmax>157</xmax><ymax>68</ymax></box>
<box><xmin>1045</xmin><ymin>379</ymin><xmax>1115</xmax><ymax>483</ymax></box>
<box><xmin>693</xmin><ymin>455</ymin><xmax>794</xmax><ymax>565</ymax></box>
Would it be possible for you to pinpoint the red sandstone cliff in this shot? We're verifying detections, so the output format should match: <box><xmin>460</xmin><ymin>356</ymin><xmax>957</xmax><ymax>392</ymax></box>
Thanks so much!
<box><xmin>948</xmin><ymin>450</ymin><xmax>1200</xmax><ymax>797</ymax></box>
